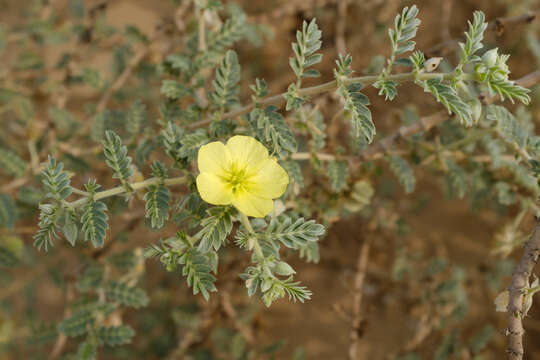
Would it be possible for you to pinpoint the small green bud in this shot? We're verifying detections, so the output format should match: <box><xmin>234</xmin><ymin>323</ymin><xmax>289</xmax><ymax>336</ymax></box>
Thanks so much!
<box><xmin>482</xmin><ymin>48</ymin><xmax>498</xmax><ymax>68</ymax></box>
<box><xmin>468</xmin><ymin>99</ymin><xmax>482</xmax><ymax>125</ymax></box>
<box><xmin>274</xmin><ymin>261</ymin><xmax>296</xmax><ymax>276</ymax></box>
<box><xmin>261</xmin><ymin>278</ymin><xmax>273</xmax><ymax>292</ymax></box>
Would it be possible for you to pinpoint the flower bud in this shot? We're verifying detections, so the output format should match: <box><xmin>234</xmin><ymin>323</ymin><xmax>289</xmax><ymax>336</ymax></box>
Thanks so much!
<box><xmin>274</xmin><ymin>261</ymin><xmax>296</xmax><ymax>276</ymax></box>
<box><xmin>468</xmin><ymin>99</ymin><xmax>482</xmax><ymax>125</ymax></box>
<box><xmin>482</xmin><ymin>48</ymin><xmax>498</xmax><ymax>68</ymax></box>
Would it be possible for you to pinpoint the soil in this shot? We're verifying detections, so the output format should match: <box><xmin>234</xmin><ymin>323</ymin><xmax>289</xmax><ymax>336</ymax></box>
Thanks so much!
<box><xmin>2</xmin><ymin>0</ymin><xmax>539</xmax><ymax>359</ymax></box>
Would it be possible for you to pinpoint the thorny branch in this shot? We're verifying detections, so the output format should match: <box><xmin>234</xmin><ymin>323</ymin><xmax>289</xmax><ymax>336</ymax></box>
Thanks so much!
<box><xmin>348</xmin><ymin>238</ymin><xmax>371</xmax><ymax>360</ymax></box>
<box><xmin>506</xmin><ymin>217</ymin><xmax>540</xmax><ymax>360</ymax></box>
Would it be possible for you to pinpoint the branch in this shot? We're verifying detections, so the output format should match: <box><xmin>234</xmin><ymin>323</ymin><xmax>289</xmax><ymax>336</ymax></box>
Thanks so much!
<box><xmin>359</xmin><ymin>70</ymin><xmax>539</xmax><ymax>160</ymax></box>
<box><xmin>188</xmin><ymin>72</ymin><xmax>471</xmax><ymax>129</ymax></box>
<box><xmin>506</xmin><ymin>217</ymin><xmax>540</xmax><ymax>360</ymax></box>
<box><xmin>77</xmin><ymin>34</ymin><xmax>160</xmax><ymax>135</ymax></box>
<box><xmin>335</xmin><ymin>0</ymin><xmax>350</xmax><ymax>55</ymax></box>
<box><xmin>167</xmin><ymin>301</ymin><xmax>217</xmax><ymax>360</ymax></box>
<box><xmin>349</xmin><ymin>238</ymin><xmax>371</xmax><ymax>360</ymax></box>
<box><xmin>220</xmin><ymin>291</ymin><xmax>255</xmax><ymax>344</ymax></box>
<box><xmin>66</xmin><ymin>176</ymin><xmax>186</xmax><ymax>209</ymax></box>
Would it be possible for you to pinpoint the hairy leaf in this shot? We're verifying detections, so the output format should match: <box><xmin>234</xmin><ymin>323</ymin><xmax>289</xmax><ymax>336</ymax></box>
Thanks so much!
<box><xmin>81</xmin><ymin>199</ymin><xmax>109</xmax><ymax>248</ymax></box>
<box><xmin>386</xmin><ymin>155</ymin><xmax>416</xmax><ymax>193</ymax></box>
<box><xmin>102</xmin><ymin>130</ymin><xmax>134</xmax><ymax>185</ymax></box>
<box><xmin>328</xmin><ymin>160</ymin><xmax>348</xmax><ymax>192</ymax></box>
<box><xmin>0</xmin><ymin>147</ymin><xmax>27</xmax><ymax>178</ymax></box>
<box><xmin>104</xmin><ymin>281</ymin><xmax>149</xmax><ymax>308</ymax></box>
<box><xmin>144</xmin><ymin>184</ymin><xmax>171</xmax><ymax>229</ymax></box>
<box><xmin>0</xmin><ymin>194</ymin><xmax>16</xmax><ymax>229</ymax></box>
<box><xmin>211</xmin><ymin>50</ymin><xmax>241</xmax><ymax>111</ymax></box>
<box><xmin>289</xmin><ymin>18</ymin><xmax>322</xmax><ymax>80</ymax></box>
<box><xmin>196</xmin><ymin>207</ymin><xmax>234</xmax><ymax>252</ymax></box>
<box><xmin>247</xmin><ymin>105</ymin><xmax>297</xmax><ymax>154</ymax></box>
<box><xmin>96</xmin><ymin>325</ymin><xmax>135</xmax><ymax>346</ymax></box>
<box><xmin>179</xmin><ymin>248</ymin><xmax>218</xmax><ymax>300</ymax></box>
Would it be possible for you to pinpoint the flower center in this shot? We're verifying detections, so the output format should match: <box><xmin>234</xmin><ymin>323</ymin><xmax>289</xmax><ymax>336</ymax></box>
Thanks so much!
<box><xmin>222</xmin><ymin>162</ymin><xmax>251</xmax><ymax>194</ymax></box>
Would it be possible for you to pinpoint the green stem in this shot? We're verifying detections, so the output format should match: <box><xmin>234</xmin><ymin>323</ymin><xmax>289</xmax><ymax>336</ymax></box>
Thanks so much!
<box><xmin>442</xmin><ymin>129</ymin><xmax>487</xmax><ymax>151</ymax></box>
<box><xmin>189</xmin><ymin>72</ymin><xmax>474</xmax><ymax>129</ymax></box>
<box><xmin>66</xmin><ymin>176</ymin><xmax>186</xmax><ymax>208</ymax></box>
<box><xmin>239</xmin><ymin>213</ymin><xmax>265</xmax><ymax>260</ymax></box>
<box><xmin>70</xmin><ymin>187</ymin><xmax>90</xmax><ymax>196</ymax></box>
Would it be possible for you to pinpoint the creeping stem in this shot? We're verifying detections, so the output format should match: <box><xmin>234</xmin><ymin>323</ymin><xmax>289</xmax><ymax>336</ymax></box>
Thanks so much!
<box><xmin>239</xmin><ymin>213</ymin><xmax>265</xmax><ymax>260</ymax></box>
<box><xmin>66</xmin><ymin>176</ymin><xmax>187</xmax><ymax>209</ymax></box>
<box><xmin>189</xmin><ymin>72</ymin><xmax>476</xmax><ymax>129</ymax></box>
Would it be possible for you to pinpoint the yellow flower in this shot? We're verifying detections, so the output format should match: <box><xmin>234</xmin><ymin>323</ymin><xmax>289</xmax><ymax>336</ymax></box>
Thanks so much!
<box><xmin>196</xmin><ymin>135</ymin><xmax>289</xmax><ymax>218</ymax></box>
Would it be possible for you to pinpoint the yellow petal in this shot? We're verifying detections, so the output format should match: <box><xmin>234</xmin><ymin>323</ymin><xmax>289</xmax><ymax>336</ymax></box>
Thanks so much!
<box><xmin>196</xmin><ymin>172</ymin><xmax>233</xmax><ymax>205</ymax></box>
<box><xmin>226</xmin><ymin>136</ymin><xmax>268</xmax><ymax>172</ymax></box>
<box><xmin>198</xmin><ymin>141</ymin><xmax>230</xmax><ymax>175</ymax></box>
<box><xmin>249</xmin><ymin>158</ymin><xmax>289</xmax><ymax>199</ymax></box>
<box><xmin>232</xmin><ymin>193</ymin><xmax>273</xmax><ymax>218</ymax></box>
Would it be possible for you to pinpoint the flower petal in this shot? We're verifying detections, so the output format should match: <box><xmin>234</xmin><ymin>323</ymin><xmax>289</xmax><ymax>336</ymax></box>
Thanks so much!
<box><xmin>226</xmin><ymin>136</ymin><xmax>268</xmax><ymax>172</ymax></box>
<box><xmin>249</xmin><ymin>158</ymin><xmax>289</xmax><ymax>199</ymax></box>
<box><xmin>196</xmin><ymin>172</ymin><xmax>233</xmax><ymax>205</ymax></box>
<box><xmin>198</xmin><ymin>141</ymin><xmax>230</xmax><ymax>175</ymax></box>
<box><xmin>232</xmin><ymin>193</ymin><xmax>273</xmax><ymax>218</ymax></box>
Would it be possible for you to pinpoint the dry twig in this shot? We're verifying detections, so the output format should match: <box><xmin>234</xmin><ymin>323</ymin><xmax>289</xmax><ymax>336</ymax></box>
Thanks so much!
<box><xmin>348</xmin><ymin>239</ymin><xmax>371</xmax><ymax>360</ymax></box>
<box><xmin>506</xmin><ymin>217</ymin><xmax>540</xmax><ymax>360</ymax></box>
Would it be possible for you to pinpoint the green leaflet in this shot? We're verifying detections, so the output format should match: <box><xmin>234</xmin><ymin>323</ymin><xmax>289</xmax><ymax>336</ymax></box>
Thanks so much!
<box><xmin>0</xmin><ymin>147</ymin><xmax>27</xmax><ymax>178</ymax></box>
<box><xmin>247</xmin><ymin>105</ymin><xmax>297</xmax><ymax>154</ymax></box>
<box><xmin>374</xmin><ymin>5</ymin><xmax>420</xmax><ymax>100</ymax></box>
<box><xmin>328</xmin><ymin>160</ymin><xmax>349</xmax><ymax>192</ymax></box>
<box><xmin>160</xmin><ymin>80</ymin><xmax>192</xmax><ymax>100</ymax></box>
<box><xmin>177</xmin><ymin>129</ymin><xmax>210</xmax><ymax>161</ymax></box>
<box><xmin>41</xmin><ymin>156</ymin><xmax>72</xmax><ymax>201</ymax></box>
<box><xmin>57</xmin><ymin>309</ymin><xmax>96</xmax><ymax>337</ymax></box>
<box><xmin>102</xmin><ymin>130</ymin><xmax>134</xmax><ymax>185</ymax></box>
<box><xmin>144</xmin><ymin>184</ymin><xmax>171</xmax><ymax>229</ymax></box>
<box><xmin>63</xmin><ymin>210</ymin><xmax>79</xmax><ymax>246</ymax></box>
<box><xmin>126</xmin><ymin>99</ymin><xmax>147</xmax><ymax>136</ymax></box>
<box><xmin>104</xmin><ymin>281</ymin><xmax>149</xmax><ymax>308</ymax></box>
<box><xmin>33</xmin><ymin>203</ymin><xmax>60</xmax><ymax>251</ymax></box>
<box><xmin>421</xmin><ymin>78</ymin><xmax>472</xmax><ymax>126</ymax></box>
<box><xmin>206</xmin><ymin>12</ymin><xmax>246</xmax><ymax>53</ymax></box>
<box><xmin>0</xmin><ymin>194</ymin><xmax>16</xmax><ymax>229</ymax></box>
<box><xmin>263</xmin><ymin>215</ymin><xmax>325</xmax><ymax>249</ymax></box>
<box><xmin>280</xmin><ymin>160</ymin><xmax>304</xmax><ymax>189</ymax></box>
<box><xmin>334</xmin><ymin>55</ymin><xmax>375</xmax><ymax>142</ymax></box>
<box><xmin>487</xmin><ymin>105</ymin><xmax>527</xmax><ymax>148</ymax></box>
<box><xmin>389</xmin><ymin>5</ymin><xmax>420</xmax><ymax>57</ymax></box>
<box><xmin>386</xmin><ymin>155</ymin><xmax>416</xmax><ymax>194</ymax></box>
<box><xmin>180</xmin><ymin>248</ymin><xmax>218</xmax><ymax>300</ymax></box>
<box><xmin>76</xmin><ymin>265</ymin><xmax>104</xmax><ymax>293</ymax></box>
<box><xmin>81</xmin><ymin>182</ymin><xmax>109</xmax><ymax>249</ymax></box>
<box><xmin>196</xmin><ymin>206</ymin><xmax>234</xmax><ymax>253</ymax></box>
<box><xmin>373</xmin><ymin>79</ymin><xmax>398</xmax><ymax>101</ymax></box>
<box><xmin>289</xmin><ymin>18</ymin><xmax>322</xmax><ymax>80</ymax></box>
<box><xmin>76</xmin><ymin>341</ymin><xmax>97</xmax><ymax>360</ymax></box>
<box><xmin>445</xmin><ymin>159</ymin><xmax>467</xmax><ymax>199</ymax></box>
<box><xmin>211</xmin><ymin>50</ymin><xmax>241</xmax><ymax>111</ymax></box>
<box><xmin>48</xmin><ymin>106</ymin><xmax>78</xmax><ymax>137</ymax></box>
<box><xmin>0</xmin><ymin>244</ymin><xmax>19</xmax><ymax>267</ymax></box>
<box><xmin>457</xmin><ymin>11</ymin><xmax>487</xmax><ymax>69</ymax></box>
<box><xmin>96</xmin><ymin>325</ymin><xmax>135</xmax><ymax>346</ymax></box>
<box><xmin>338</xmin><ymin>83</ymin><xmax>375</xmax><ymax>143</ymax></box>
